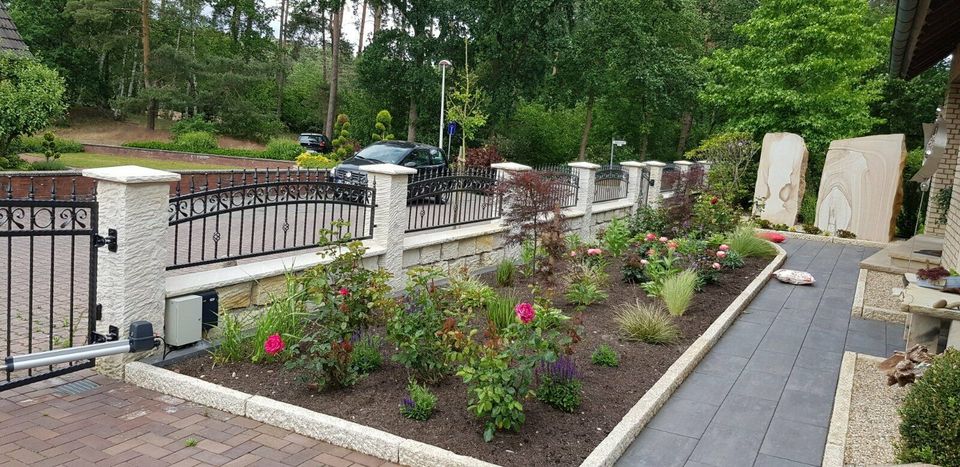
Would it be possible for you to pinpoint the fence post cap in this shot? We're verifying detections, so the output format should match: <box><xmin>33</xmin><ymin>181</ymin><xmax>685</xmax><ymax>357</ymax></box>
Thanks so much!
<box><xmin>642</xmin><ymin>160</ymin><xmax>667</xmax><ymax>167</ymax></box>
<box><xmin>673</xmin><ymin>160</ymin><xmax>695</xmax><ymax>166</ymax></box>
<box><xmin>620</xmin><ymin>161</ymin><xmax>646</xmax><ymax>168</ymax></box>
<box><xmin>81</xmin><ymin>165</ymin><xmax>181</xmax><ymax>184</ymax></box>
<box><xmin>567</xmin><ymin>161</ymin><xmax>601</xmax><ymax>170</ymax></box>
<box><xmin>490</xmin><ymin>162</ymin><xmax>532</xmax><ymax>171</ymax></box>
<box><xmin>358</xmin><ymin>164</ymin><xmax>418</xmax><ymax>175</ymax></box>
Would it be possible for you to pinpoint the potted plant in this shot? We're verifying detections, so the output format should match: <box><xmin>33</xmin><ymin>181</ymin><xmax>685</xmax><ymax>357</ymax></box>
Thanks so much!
<box><xmin>916</xmin><ymin>266</ymin><xmax>960</xmax><ymax>290</ymax></box>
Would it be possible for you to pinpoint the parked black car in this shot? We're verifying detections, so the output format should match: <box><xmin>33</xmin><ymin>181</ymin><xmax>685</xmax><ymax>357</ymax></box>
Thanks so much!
<box><xmin>331</xmin><ymin>141</ymin><xmax>450</xmax><ymax>202</ymax></box>
<box><xmin>298</xmin><ymin>133</ymin><xmax>332</xmax><ymax>154</ymax></box>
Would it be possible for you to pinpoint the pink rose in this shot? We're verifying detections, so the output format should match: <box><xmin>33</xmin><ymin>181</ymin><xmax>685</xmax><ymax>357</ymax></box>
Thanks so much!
<box><xmin>719</xmin><ymin>244</ymin><xmax>730</xmax><ymax>251</ymax></box>
<box><xmin>659</xmin><ymin>236</ymin><xmax>668</xmax><ymax>243</ymax></box>
<box><xmin>515</xmin><ymin>302</ymin><xmax>535</xmax><ymax>324</ymax></box>
<box><xmin>640</xmin><ymin>259</ymin><xmax>649</xmax><ymax>266</ymax></box>
<box><xmin>587</xmin><ymin>248</ymin><xmax>602</xmax><ymax>255</ymax></box>
<box><xmin>264</xmin><ymin>334</ymin><xmax>285</xmax><ymax>356</ymax></box>
<box><xmin>712</xmin><ymin>262</ymin><xmax>721</xmax><ymax>270</ymax></box>
<box><xmin>338</xmin><ymin>287</ymin><xmax>349</xmax><ymax>296</ymax></box>
<box><xmin>647</xmin><ymin>248</ymin><xmax>656</xmax><ymax>257</ymax></box>
<box><xmin>570</xmin><ymin>250</ymin><xmax>577</xmax><ymax>257</ymax></box>
<box><xmin>716</xmin><ymin>250</ymin><xmax>727</xmax><ymax>259</ymax></box>
<box><xmin>645</xmin><ymin>233</ymin><xmax>657</xmax><ymax>241</ymax></box>
<box><xmin>667</xmin><ymin>241</ymin><xmax>678</xmax><ymax>250</ymax></box>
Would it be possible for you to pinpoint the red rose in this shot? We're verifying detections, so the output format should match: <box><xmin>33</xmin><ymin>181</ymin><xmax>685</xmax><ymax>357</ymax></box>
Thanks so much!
<box><xmin>710</xmin><ymin>196</ymin><xmax>719</xmax><ymax>205</ymax></box>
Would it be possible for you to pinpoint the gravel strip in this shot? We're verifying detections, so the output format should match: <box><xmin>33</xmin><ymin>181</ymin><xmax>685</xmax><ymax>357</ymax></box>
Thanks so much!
<box><xmin>844</xmin><ymin>354</ymin><xmax>910</xmax><ymax>465</ymax></box>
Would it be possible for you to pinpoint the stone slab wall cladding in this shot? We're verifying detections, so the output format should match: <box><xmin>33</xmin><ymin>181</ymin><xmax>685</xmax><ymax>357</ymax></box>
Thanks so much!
<box><xmin>939</xmin><ymin>81</ymin><xmax>960</xmax><ymax>269</ymax></box>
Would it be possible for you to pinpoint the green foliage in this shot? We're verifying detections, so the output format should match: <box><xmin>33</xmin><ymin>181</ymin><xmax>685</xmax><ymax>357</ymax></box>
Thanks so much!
<box><xmin>565</xmin><ymin>276</ymin><xmax>608</xmax><ymax>310</ymax></box>
<box><xmin>216</xmin><ymin>101</ymin><xmax>286</xmax><ymax>143</ymax></box>
<box><xmin>628</xmin><ymin>206</ymin><xmax>669</xmax><ymax>238</ymax></box>
<box><xmin>661</xmin><ymin>269</ymin><xmax>698</xmax><ymax>316</ymax></box>
<box><xmin>262</xmin><ymin>139</ymin><xmax>303</xmax><ymax>161</ymax></box>
<box><xmin>400</xmin><ymin>380</ymin><xmax>438</xmax><ymax>421</ymax></box>
<box><xmin>446</xmin><ymin>59</ymin><xmax>489</xmax><ymax>161</ymax></box>
<box><xmin>495</xmin><ymin>259</ymin><xmax>515</xmax><ymax>287</ymax></box>
<box><xmin>371</xmin><ymin>110</ymin><xmax>395</xmax><ymax>142</ymax></box>
<box><xmin>500</xmin><ymin>102</ymin><xmax>583</xmax><ymax>166</ymax></box>
<box><xmin>39</xmin><ymin>132</ymin><xmax>61</xmax><ymax>163</ymax></box>
<box><xmin>485</xmin><ymin>294</ymin><xmax>517</xmax><ymax>331</ymax></box>
<box><xmin>296</xmin><ymin>153</ymin><xmax>337</xmax><ymax>169</ymax></box>
<box><xmin>331</xmin><ymin>114</ymin><xmax>355</xmax><ymax>160</ymax></box>
<box><xmin>836</xmin><ymin>229</ymin><xmax>857</xmax><ymax>239</ymax></box>
<box><xmin>600</xmin><ymin>218</ymin><xmax>631</xmax><ymax>257</ymax></box>
<box><xmin>351</xmin><ymin>334</ymin><xmax>383</xmax><ymax>375</ymax></box>
<box><xmin>29</xmin><ymin>159</ymin><xmax>68</xmax><ymax>171</ymax></box>
<box><xmin>898</xmin><ymin>149</ymin><xmax>926</xmax><ymax>237</ymax></box>
<box><xmin>211</xmin><ymin>311</ymin><xmax>250</xmax><ymax>364</ymax></box>
<box><xmin>535</xmin><ymin>357</ymin><xmax>581</xmax><ymax>413</ymax></box>
<box><xmin>387</xmin><ymin>268</ymin><xmax>452</xmax><ymax>384</ymax></box>
<box><xmin>591</xmin><ymin>344</ymin><xmax>619</xmax><ymax>367</ymax></box>
<box><xmin>936</xmin><ymin>187</ymin><xmax>952</xmax><ymax>226</ymax></box>
<box><xmin>615</xmin><ymin>301</ymin><xmax>680</xmax><ymax>345</ymax></box>
<box><xmin>686</xmin><ymin>132</ymin><xmax>758</xmax><ymax>206</ymax></box>
<box><xmin>251</xmin><ymin>273</ymin><xmax>307</xmax><ymax>363</ymax></box>
<box><xmin>727</xmin><ymin>225</ymin><xmax>777</xmax><ymax>258</ymax></box>
<box><xmin>798</xmin><ymin>192</ymin><xmax>818</xmax><ymax>225</ymax></box>
<box><xmin>700</xmin><ymin>0</ymin><xmax>884</xmax><ymax>174</ymax></box>
<box><xmin>897</xmin><ymin>349</ymin><xmax>960</xmax><ymax>466</ymax></box>
<box><xmin>281</xmin><ymin>59</ymin><xmax>328</xmax><ymax>133</ymax></box>
<box><xmin>174</xmin><ymin>131</ymin><xmax>218</xmax><ymax>153</ymax></box>
<box><xmin>171</xmin><ymin>116</ymin><xmax>218</xmax><ymax>137</ymax></box>
<box><xmin>12</xmin><ymin>134</ymin><xmax>83</xmax><ymax>154</ymax></box>
<box><xmin>719</xmin><ymin>250</ymin><xmax>745</xmax><ymax>269</ymax></box>
<box><xmin>802</xmin><ymin>223</ymin><xmax>822</xmax><ymax>235</ymax></box>
<box><xmin>448</xmin><ymin>273</ymin><xmax>495</xmax><ymax>314</ymax></box>
<box><xmin>0</xmin><ymin>53</ymin><xmax>66</xmax><ymax>166</ymax></box>
<box><xmin>691</xmin><ymin>194</ymin><xmax>741</xmax><ymax>238</ymax></box>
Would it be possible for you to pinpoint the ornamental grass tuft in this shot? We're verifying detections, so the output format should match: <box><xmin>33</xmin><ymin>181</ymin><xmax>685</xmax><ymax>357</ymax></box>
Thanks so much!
<box><xmin>661</xmin><ymin>269</ymin><xmax>698</xmax><ymax>317</ymax></box>
<box><xmin>727</xmin><ymin>225</ymin><xmax>777</xmax><ymax>258</ymax></box>
<box><xmin>615</xmin><ymin>301</ymin><xmax>680</xmax><ymax>345</ymax></box>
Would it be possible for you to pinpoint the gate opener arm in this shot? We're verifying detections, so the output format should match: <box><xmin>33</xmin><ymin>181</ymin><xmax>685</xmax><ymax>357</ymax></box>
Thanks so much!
<box><xmin>4</xmin><ymin>321</ymin><xmax>159</xmax><ymax>373</ymax></box>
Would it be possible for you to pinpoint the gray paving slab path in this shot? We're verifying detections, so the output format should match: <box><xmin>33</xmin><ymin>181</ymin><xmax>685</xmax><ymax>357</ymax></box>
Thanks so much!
<box><xmin>617</xmin><ymin>239</ymin><xmax>905</xmax><ymax>467</ymax></box>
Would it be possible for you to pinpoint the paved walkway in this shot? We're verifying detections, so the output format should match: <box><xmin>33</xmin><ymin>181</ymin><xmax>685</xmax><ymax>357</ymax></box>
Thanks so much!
<box><xmin>618</xmin><ymin>239</ymin><xmax>905</xmax><ymax>467</ymax></box>
<box><xmin>0</xmin><ymin>370</ymin><xmax>391</xmax><ymax>467</ymax></box>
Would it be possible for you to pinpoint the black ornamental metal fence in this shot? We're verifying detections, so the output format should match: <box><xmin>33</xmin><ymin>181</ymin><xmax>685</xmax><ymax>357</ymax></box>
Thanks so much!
<box><xmin>594</xmin><ymin>164</ymin><xmax>629</xmax><ymax>203</ymax></box>
<box><xmin>1</xmin><ymin>176</ymin><xmax>101</xmax><ymax>390</ymax></box>
<box><xmin>406</xmin><ymin>166</ymin><xmax>502</xmax><ymax>233</ymax></box>
<box><xmin>534</xmin><ymin>165</ymin><xmax>579</xmax><ymax>209</ymax></box>
<box><xmin>167</xmin><ymin>169</ymin><xmax>376</xmax><ymax>270</ymax></box>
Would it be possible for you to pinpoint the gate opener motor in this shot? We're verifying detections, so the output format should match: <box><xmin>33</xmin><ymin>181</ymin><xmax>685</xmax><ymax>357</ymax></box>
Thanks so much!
<box><xmin>3</xmin><ymin>321</ymin><xmax>160</xmax><ymax>373</ymax></box>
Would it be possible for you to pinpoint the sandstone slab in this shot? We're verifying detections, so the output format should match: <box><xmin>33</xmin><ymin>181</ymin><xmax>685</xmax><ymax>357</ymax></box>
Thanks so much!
<box><xmin>754</xmin><ymin>133</ymin><xmax>808</xmax><ymax>225</ymax></box>
<box><xmin>815</xmin><ymin>135</ymin><xmax>906</xmax><ymax>242</ymax></box>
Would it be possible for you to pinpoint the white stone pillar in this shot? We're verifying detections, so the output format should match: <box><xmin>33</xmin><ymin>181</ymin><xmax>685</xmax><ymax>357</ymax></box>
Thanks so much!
<box><xmin>644</xmin><ymin>161</ymin><xmax>667</xmax><ymax>209</ymax></box>
<box><xmin>360</xmin><ymin>164</ymin><xmax>417</xmax><ymax>290</ymax></box>
<box><xmin>698</xmin><ymin>160</ymin><xmax>713</xmax><ymax>173</ymax></box>
<box><xmin>621</xmin><ymin>161</ymin><xmax>648</xmax><ymax>214</ymax></box>
<box><xmin>568</xmin><ymin>161</ymin><xmax>600</xmax><ymax>239</ymax></box>
<box><xmin>82</xmin><ymin>166</ymin><xmax>181</xmax><ymax>378</ymax></box>
<box><xmin>674</xmin><ymin>160</ymin><xmax>695</xmax><ymax>173</ymax></box>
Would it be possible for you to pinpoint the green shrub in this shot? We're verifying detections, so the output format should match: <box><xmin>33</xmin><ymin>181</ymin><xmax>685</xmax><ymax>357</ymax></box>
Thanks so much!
<box><xmin>387</xmin><ymin>268</ymin><xmax>451</xmax><ymax>384</ymax></box>
<box><xmin>661</xmin><ymin>269</ymin><xmax>697</xmax><ymax>316</ymax></box>
<box><xmin>251</xmin><ymin>273</ymin><xmax>307</xmax><ymax>363</ymax></box>
<box><xmin>263</xmin><ymin>138</ymin><xmax>303</xmax><ymax>161</ymax></box>
<box><xmin>211</xmin><ymin>311</ymin><xmax>250</xmax><ymax>363</ymax></box>
<box><xmin>448</xmin><ymin>273</ymin><xmax>495</xmax><ymax>313</ymax></box>
<box><xmin>615</xmin><ymin>301</ymin><xmax>680</xmax><ymax>344</ymax></box>
<box><xmin>350</xmin><ymin>333</ymin><xmax>382</xmax><ymax>375</ymax></box>
<box><xmin>495</xmin><ymin>259</ymin><xmax>515</xmax><ymax>287</ymax></box>
<box><xmin>171</xmin><ymin>116</ymin><xmax>218</xmax><ymax>137</ymax></box>
<box><xmin>719</xmin><ymin>250</ymin><xmax>745</xmax><ymax>269</ymax></box>
<box><xmin>591</xmin><ymin>344</ymin><xmax>619</xmax><ymax>367</ymax></box>
<box><xmin>565</xmin><ymin>276</ymin><xmax>608</xmax><ymax>310</ymax></box>
<box><xmin>727</xmin><ymin>225</ymin><xmax>777</xmax><ymax>258</ymax></box>
<box><xmin>535</xmin><ymin>356</ymin><xmax>582</xmax><ymax>413</ymax></box>
<box><xmin>13</xmin><ymin>135</ymin><xmax>84</xmax><ymax>154</ymax></box>
<box><xmin>29</xmin><ymin>160</ymin><xmax>68</xmax><ymax>171</ymax></box>
<box><xmin>486</xmin><ymin>294</ymin><xmax>517</xmax><ymax>331</ymax></box>
<box><xmin>400</xmin><ymin>380</ymin><xmax>437</xmax><ymax>421</ymax></box>
<box><xmin>897</xmin><ymin>349</ymin><xmax>960</xmax><ymax>465</ymax></box>
<box><xmin>801</xmin><ymin>223</ymin><xmax>822</xmax><ymax>235</ymax></box>
<box><xmin>296</xmin><ymin>152</ymin><xmax>337</xmax><ymax>168</ymax></box>
<box><xmin>175</xmin><ymin>131</ymin><xmax>219</xmax><ymax>153</ymax></box>
<box><xmin>629</xmin><ymin>205</ymin><xmax>668</xmax><ymax>237</ymax></box>
<box><xmin>798</xmin><ymin>192</ymin><xmax>817</xmax><ymax>224</ymax></box>
<box><xmin>600</xmin><ymin>218</ymin><xmax>631</xmax><ymax>256</ymax></box>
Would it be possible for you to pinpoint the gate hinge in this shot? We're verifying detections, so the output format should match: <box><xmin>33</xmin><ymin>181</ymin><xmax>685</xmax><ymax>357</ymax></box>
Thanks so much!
<box><xmin>90</xmin><ymin>325</ymin><xmax>119</xmax><ymax>344</ymax></box>
<box><xmin>95</xmin><ymin>229</ymin><xmax>118</xmax><ymax>252</ymax></box>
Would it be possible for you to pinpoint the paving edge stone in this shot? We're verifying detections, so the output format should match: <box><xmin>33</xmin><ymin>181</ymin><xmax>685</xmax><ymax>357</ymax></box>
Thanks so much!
<box><xmin>756</xmin><ymin>229</ymin><xmax>891</xmax><ymax>249</ymax></box>
<box><xmin>852</xmin><ymin>268</ymin><xmax>867</xmax><ymax>318</ymax></box>
<box><xmin>578</xmin><ymin>243</ymin><xmax>788</xmax><ymax>467</ymax></box>
<box><xmin>824</xmin><ymin>351</ymin><xmax>858</xmax><ymax>467</ymax></box>
<box><xmin>123</xmin><ymin>361</ymin><xmax>487</xmax><ymax>465</ymax></box>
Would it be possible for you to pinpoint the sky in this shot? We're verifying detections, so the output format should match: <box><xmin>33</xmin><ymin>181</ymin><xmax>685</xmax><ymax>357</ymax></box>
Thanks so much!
<box><xmin>264</xmin><ymin>0</ymin><xmax>369</xmax><ymax>50</ymax></box>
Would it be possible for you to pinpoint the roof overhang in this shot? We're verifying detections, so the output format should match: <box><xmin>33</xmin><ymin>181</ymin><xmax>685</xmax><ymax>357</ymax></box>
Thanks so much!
<box><xmin>890</xmin><ymin>0</ymin><xmax>960</xmax><ymax>79</ymax></box>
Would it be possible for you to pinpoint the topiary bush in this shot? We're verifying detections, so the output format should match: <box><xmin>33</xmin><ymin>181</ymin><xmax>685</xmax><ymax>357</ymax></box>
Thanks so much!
<box><xmin>262</xmin><ymin>138</ymin><xmax>303</xmax><ymax>160</ymax></box>
<box><xmin>171</xmin><ymin>116</ymin><xmax>218</xmax><ymax>137</ymax></box>
<box><xmin>174</xmin><ymin>131</ymin><xmax>219</xmax><ymax>153</ymax></box>
<box><xmin>897</xmin><ymin>349</ymin><xmax>960</xmax><ymax>465</ymax></box>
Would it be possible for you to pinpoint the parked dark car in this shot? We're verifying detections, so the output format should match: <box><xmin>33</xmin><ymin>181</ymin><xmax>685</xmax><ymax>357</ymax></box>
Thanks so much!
<box><xmin>331</xmin><ymin>141</ymin><xmax>450</xmax><ymax>203</ymax></box>
<box><xmin>298</xmin><ymin>133</ymin><xmax>332</xmax><ymax>154</ymax></box>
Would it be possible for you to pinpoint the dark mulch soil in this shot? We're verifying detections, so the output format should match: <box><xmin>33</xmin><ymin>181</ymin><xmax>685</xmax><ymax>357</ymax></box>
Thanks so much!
<box><xmin>169</xmin><ymin>256</ymin><xmax>768</xmax><ymax>466</ymax></box>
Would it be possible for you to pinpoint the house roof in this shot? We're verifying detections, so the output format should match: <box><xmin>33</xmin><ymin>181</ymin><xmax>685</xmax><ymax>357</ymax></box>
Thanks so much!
<box><xmin>890</xmin><ymin>0</ymin><xmax>960</xmax><ymax>79</ymax></box>
<box><xmin>0</xmin><ymin>1</ymin><xmax>30</xmax><ymax>55</ymax></box>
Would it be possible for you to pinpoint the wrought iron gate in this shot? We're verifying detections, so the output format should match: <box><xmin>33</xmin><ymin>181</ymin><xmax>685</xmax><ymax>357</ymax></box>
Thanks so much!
<box><xmin>638</xmin><ymin>167</ymin><xmax>652</xmax><ymax>207</ymax></box>
<box><xmin>2</xmin><ymin>177</ymin><xmax>102</xmax><ymax>391</ymax></box>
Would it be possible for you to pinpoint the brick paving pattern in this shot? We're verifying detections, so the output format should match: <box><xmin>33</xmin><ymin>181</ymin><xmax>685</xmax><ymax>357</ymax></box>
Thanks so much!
<box><xmin>0</xmin><ymin>370</ymin><xmax>396</xmax><ymax>466</ymax></box>
<box><xmin>617</xmin><ymin>239</ymin><xmax>905</xmax><ymax>467</ymax></box>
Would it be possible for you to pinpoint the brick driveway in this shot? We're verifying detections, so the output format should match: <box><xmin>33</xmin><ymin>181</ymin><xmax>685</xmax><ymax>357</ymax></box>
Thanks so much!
<box><xmin>0</xmin><ymin>370</ymin><xmax>397</xmax><ymax>467</ymax></box>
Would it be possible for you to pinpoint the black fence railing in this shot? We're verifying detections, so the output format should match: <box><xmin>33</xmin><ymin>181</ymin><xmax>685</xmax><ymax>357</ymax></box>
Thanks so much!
<box><xmin>594</xmin><ymin>164</ymin><xmax>628</xmax><ymax>203</ymax></box>
<box><xmin>406</xmin><ymin>166</ymin><xmax>502</xmax><ymax>233</ymax></box>
<box><xmin>167</xmin><ymin>169</ymin><xmax>376</xmax><ymax>270</ymax></box>
<box><xmin>660</xmin><ymin>164</ymin><xmax>679</xmax><ymax>192</ymax></box>
<box><xmin>1</xmin><ymin>177</ymin><xmax>99</xmax><ymax>390</ymax></box>
<box><xmin>534</xmin><ymin>165</ymin><xmax>579</xmax><ymax>209</ymax></box>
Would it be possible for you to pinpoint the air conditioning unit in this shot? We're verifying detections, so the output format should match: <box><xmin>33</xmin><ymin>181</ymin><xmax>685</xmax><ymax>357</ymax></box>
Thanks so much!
<box><xmin>164</xmin><ymin>295</ymin><xmax>202</xmax><ymax>346</ymax></box>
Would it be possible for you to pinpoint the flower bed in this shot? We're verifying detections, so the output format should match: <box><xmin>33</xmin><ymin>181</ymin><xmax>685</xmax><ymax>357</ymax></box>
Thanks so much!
<box><xmin>168</xmin><ymin>250</ymin><xmax>769</xmax><ymax>466</ymax></box>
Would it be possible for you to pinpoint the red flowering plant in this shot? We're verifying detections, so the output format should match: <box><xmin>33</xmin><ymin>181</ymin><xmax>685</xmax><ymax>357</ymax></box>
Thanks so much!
<box><xmin>387</xmin><ymin>267</ymin><xmax>457</xmax><ymax>384</ymax></box>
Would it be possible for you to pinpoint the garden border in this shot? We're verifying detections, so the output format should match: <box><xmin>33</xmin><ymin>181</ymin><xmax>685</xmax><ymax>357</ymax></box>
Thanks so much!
<box><xmin>579</xmin><ymin>242</ymin><xmax>787</xmax><ymax>467</ymax></box>
<box><xmin>756</xmin><ymin>228</ymin><xmax>891</xmax><ymax>249</ymax></box>
<box><xmin>124</xmin><ymin>243</ymin><xmax>785</xmax><ymax>467</ymax></box>
<box><xmin>823</xmin><ymin>351</ymin><xmax>858</xmax><ymax>467</ymax></box>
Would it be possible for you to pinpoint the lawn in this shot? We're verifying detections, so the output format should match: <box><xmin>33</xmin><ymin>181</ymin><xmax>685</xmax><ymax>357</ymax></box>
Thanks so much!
<box><xmin>36</xmin><ymin>153</ymin><xmax>241</xmax><ymax>171</ymax></box>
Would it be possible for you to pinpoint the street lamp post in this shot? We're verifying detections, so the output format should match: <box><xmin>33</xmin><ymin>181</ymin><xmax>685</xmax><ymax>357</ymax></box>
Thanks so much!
<box><xmin>438</xmin><ymin>59</ymin><xmax>452</xmax><ymax>150</ymax></box>
<box><xmin>610</xmin><ymin>138</ymin><xmax>627</xmax><ymax>166</ymax></box>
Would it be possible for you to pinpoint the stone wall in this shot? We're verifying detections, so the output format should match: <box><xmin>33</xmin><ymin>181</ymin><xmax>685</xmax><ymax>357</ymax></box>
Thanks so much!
<box><xmin>924</xmin><ymin>82</ymin><xmax>960</xmax><ymax>237</ymax></box>
<box><xmin>938</xmin><ymin>80</ymin><xmax>960</xmax><ymax>269</ymax></box>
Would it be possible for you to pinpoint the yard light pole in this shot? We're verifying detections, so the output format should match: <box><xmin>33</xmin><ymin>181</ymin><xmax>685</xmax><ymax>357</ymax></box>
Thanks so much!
<box><xmin>610</xmin><ymin>139</ymin><xmax>627</xmax><ymax>166</ymax></box>
<box><xmin>438</xmin><ymin>59</ymin><xmax>452</xmax><ymax>150</ymax></box>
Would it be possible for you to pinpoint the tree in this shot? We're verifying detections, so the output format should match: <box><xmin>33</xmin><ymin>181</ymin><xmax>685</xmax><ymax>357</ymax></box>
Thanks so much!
<box><xmin>371</xmin><ymin>109</ymin><xmax>394</xmax><ymax>141</ymax></box>
<box><xmin>331</xmin><ymin>113</ymin><xmax>355</xmax><ymax>159</ymax></box>
<box><xmin>700</xmin><ymin>0</ymin><xmax>884</xmax><ymax>174</ymax></box>
<box><xmin>446</xmin><ymin>41</ymin><xmax>488</xmax><ymax>163</ymax></box>
<box><xmin>324</xmin><ymin>2</ymin><xmax>345</xmax><ymax>138</ymax></box>
<box><xmin>0</xmin><ymin>54</ymin><xmax>67</xmax><ymax>166</ymax></box>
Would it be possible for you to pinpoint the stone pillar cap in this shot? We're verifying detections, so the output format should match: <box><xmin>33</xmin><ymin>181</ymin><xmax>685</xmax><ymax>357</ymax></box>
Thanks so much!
<box><xmin>82</xmin><ymin>166</ymin><xmax>181</xmax><ymax>184</ymax></box>
<box><xmin>643</xmin><ymin>161</ymin><xmax>667</xmax><ymax>167</ymax></box>
<box><xmin>674</xmin><ymin>160</ymin><xmax>695</xmax><ymax>166</ymax></box>
<box><xmin>568</xmin><ymin>161</ymin><xmax>601</xmax><ymax>169</ymax></box>
<box><xmin>358</xmin><ymin>164</ymin><xmax>417</xmax><ymax>175</ymax></box>
<box><xmin>491</xmin><ymin>162</ymin><xmax>532</xmax><ymax>171</ymax></box>
<box><xmin>620</xmin><ymin>161</ymin><xmax>646</xmax><ymax>168</ymax></box>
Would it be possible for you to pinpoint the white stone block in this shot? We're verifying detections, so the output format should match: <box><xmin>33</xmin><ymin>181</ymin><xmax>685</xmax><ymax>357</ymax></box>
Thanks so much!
<box><xmin>124</xmin><ymin>362</ymin><xmax>250</xmax><ymax>416</ymax></box>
